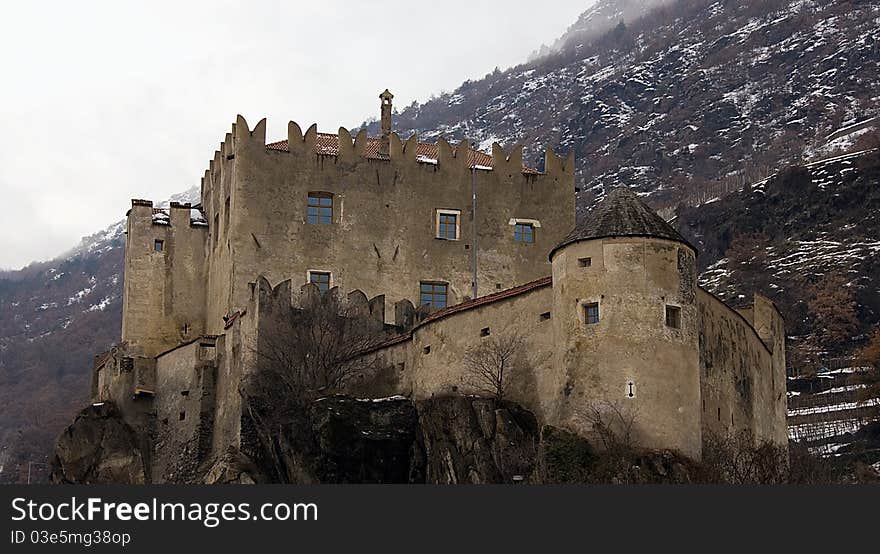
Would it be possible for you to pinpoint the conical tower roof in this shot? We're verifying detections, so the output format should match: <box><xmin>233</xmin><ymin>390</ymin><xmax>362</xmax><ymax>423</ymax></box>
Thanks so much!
<box><xmin>550</xmin><ymin>187</ymin><xmax>694</xmax><ymax>260</ymax></box>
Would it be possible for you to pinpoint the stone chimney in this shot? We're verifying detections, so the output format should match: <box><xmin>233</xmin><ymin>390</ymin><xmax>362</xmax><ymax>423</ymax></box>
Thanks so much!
<box><xmin>379</xmin><ymin>89</ymin><xmax>394</xmax><ymax>156</ymax></box>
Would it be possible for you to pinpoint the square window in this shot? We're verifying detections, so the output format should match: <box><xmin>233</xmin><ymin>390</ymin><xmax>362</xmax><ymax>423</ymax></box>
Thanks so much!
<box><xmin>436</xmin><ymin>210</ymin><xmax>460</xmax><ymax>240</ymax></box>
<box><xmin>480</xmin><ymin>327</ymin><xmax>490</xmax><ymax>337</ymax></box>
<box><xmin>309</xmin><ymin>271</ymin><xmax>331</xmax><ymax>292</ymax></box>
<box><xmin>585</xmin><ymin>302</ymin><xmax>600</xmax><ymax>325</ymax></box>
<box><xmin>514</xmin><ymin>223</ymin><xmax>535</xmax><ymax>243</ymax></box>
<box><xmin>578</xmin><ymin>257</ymin><xmax>592</xmax><ymax>268</ymax></box>
<box><xmin>666</xmin><ymin>305</ymin><xmax>682</xmax><ymax>329</ymax></box>
<box><xmin>154</xmin><ymin>239</ymin><xmax>164</xmax><ymax>252</ymax></box>
<box><xmin>420</xmin><ymin>282</ymin><xmax>448</xmax><ymax>310</ymax></box>
<box><xmin>540</xmin><ymin>312</ymin><xmax>551</xmax><ymax>321</ymax></box>
<box><xmin>307</xmin><ymin>192</ymin><xmax>333</xmax><ymax>224</ymax></box>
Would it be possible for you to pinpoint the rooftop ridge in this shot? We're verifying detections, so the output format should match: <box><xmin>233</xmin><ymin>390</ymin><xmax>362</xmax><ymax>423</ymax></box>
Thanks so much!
<box><xmin>550</xmin><ymin>187</ymin><xmax>694</xmax><ymax>259</ymax></box>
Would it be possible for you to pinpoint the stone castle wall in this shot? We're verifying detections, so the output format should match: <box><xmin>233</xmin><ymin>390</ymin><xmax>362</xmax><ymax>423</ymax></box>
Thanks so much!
<box><xmin>549</xmin><ymin>236</ymin><xmax>703</xmax><ymax>459</ymax></box>
<box><xmin>698</xmin><ymin>290</ymin><xmax>787</xmax><ymax>446</ymax></box>
<box><xmin>201</xmin><ymin>117</ymin><xmax>575</xmax><ymax>339</ymax></box>
<box><xmin>122</xmin><ymin>202</ymin><xmax>208</xmax><ymax>357</ymax></box>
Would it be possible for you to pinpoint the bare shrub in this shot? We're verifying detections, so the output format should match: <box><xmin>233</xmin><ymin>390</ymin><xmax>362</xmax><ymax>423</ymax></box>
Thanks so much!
<box><xmin>576</xmin><ymin>400</ymin><xmax>639</xmax><ymax>458</ymax></box>
<box><xmin>699</xmin><ymin>431</ymin><xmax>789</xmax><ymax>484</ymax></box>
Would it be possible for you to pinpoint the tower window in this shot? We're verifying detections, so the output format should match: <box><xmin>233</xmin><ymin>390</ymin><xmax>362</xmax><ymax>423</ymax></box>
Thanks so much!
<box><xmin>308</xmin><ymin>271</ymin><xmax>332</xmax><ymax>292</ymax></box>
<box><xmin>540</xmin><ymin>312</ymin><xmax>551</xmax><ymax>321</ymax></box>
<box><xmin>480</xmin><ymin>327</ymin><xmax>490</xmax><ymax>337</ymax></box>
<box><xmin>584</xmin><ymin>303</ymin><xmax>600</xmax><ymax>325</ymax></box>
<box><xmin>307</xmin><ymin>192</ymin><xmax>333</xmax><ymax>224</ymax></box>
<box><xmin>154</xmin><ymin>239</ymin><xmax>164</xmax><ymax>252</ymax></box>
<box><xmin>514</xmin><ymin>223</ymin><xmax>534</xmax><ymax>243</ymax></box>
<box><xmin>665</xmin><ymin>305</ymin><xmax>682</xmax><ymax>329</ymax></box>
<box><xmin>420</xmin><ymin>281</ymin><xmax>448</xmax><ymax>310</ymax></box>
<box><xmin>578</xmin><ymin>257</ymin><xmax>592</xmax><ymax>268</ymax></box>
<box><xmin>435</xmin><ymin>209</ymin><xmax>460</xmax><ymax>240</ymax></box>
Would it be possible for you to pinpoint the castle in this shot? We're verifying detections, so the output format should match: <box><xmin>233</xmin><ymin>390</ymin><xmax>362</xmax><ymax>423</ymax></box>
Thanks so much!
<box><xmin>93</xmin><ymin>90</ymin><xmax>787</xmax><ymax>482</ymax></box>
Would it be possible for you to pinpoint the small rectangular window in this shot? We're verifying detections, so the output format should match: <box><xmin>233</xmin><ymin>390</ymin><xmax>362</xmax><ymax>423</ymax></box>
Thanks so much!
<box><xmin>179</xmin><ymin>411</ymin><xmax>186</xmax><ymax>421</ymax></box>
<box><xmin>480</xmin><ymin>327</ymin><xmax>490</xmax><ymax>337</ymax></box>
<box><xmin>585</xmin><ymin>302</ymin><xmax>600</xmax><ymax>325</ymax></box>
<box><xmin>540</xmin><ymin>312</ymin><xmax>551</xmax><ymax>321</ymax></box>
<box><xmin>307</xmin><ymin>192</ymin><xmax>333</xmax><ymax>224</ymax></box>
<box><xmin>578</xmin><ymin>257</ymin><xmax>592</xmax><ymax>268</ymax></box>
<box><xmin>154</xmin><ymin>239</ymin><xmax>164</xmax><ymax>252</ymax></box>
<box><xmin>514</xmin><ymin>223</ymin><xmax>535</xmax><ymax>243</ymax></box>
<box><xmin>420</xmin><ymin>282</ymin><xmax>448</xmax><ymax>310</ymax></box>
<box><xmin>423</xmin><ymin>345</ymin><xmax>431</xmax><ymax>355</ymax></box>
<box><xmin>665</xmin><ymin>305</ymin><xmax>681</xmax><ymax>329</ymax></box>
<box><xmin>309</xmin><ymin>271</ymin><xmax>332</xmax><ymax>292</ymax></box>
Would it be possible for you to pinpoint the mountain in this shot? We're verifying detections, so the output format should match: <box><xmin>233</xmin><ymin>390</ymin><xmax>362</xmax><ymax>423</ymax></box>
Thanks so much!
<box><xmin>362</xmin><ymin>0</ymin><xmax>879</xmax><ymax>214</ymax></box>
<box><xmin>0</xmin><ymin>187</ymin><xmax>198</xmax><ymax>483</ymax></box>
<box><xmin>529</xmin><ymin>0</ymin><xmax>673</xmax><ymax>60</ymax></box>
<box><xmin>3</xmin><ymin>0</ymin><xmax>879</xmax><ymax>481</ymax></box>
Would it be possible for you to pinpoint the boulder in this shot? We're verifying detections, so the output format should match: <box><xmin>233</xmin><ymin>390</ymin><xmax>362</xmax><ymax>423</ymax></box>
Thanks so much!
<box><xmin>51</xmin><ymin>402</ymin><xmax>146</xmax><ymax>484</ymax></box>
<box><xmin>200</xmin><ymin>447</ymin><xmax>266</xmax><ymax>484</ymax></box>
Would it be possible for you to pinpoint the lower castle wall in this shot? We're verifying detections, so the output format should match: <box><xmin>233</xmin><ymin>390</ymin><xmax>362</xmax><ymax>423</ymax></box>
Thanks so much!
<box><xmin>152</xmin><ymin>339</ymin><xmax>217</xmax><ymax>483</ymax></box>
<box><xmin>408</xmin><ymin>286</ymin><xmax>556</xmax><ymax>420</ymax></box>
<box><xmin>697</xmin><ymin>288</ymin><xmax>786</xmax><ymax>447</ymax></box>
<box><xmin>96</xmin><ymin>277</ymin><xmax>787</xmax><ymax>478</ymax></box>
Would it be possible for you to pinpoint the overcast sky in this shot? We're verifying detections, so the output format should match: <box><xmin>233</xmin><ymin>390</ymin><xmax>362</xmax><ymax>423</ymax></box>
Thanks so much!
<box><xmin>0</xmin><ymin>0</ymin><xmax>591</xmax><ymax>270</ymax></box>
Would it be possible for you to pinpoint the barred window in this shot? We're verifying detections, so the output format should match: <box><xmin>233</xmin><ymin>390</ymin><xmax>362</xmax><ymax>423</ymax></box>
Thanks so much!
<box><xmin>307</xmin><ymin>192</ymin><xmax>333</xmax><ymax>224</ymax></box>
<box><xmin>585</xmin><ymin>303</ymin><xmax>600</xmax><ymax>325</ymax></box>
<box><xmin>514</xmin><ymin>223</ymin><xmax>534</xmax><ymax>243</ymax></box>
<box><xmin>420</xmin><ymin>282</ymin><xmax>448</xmax><ymax>310</ymax></box>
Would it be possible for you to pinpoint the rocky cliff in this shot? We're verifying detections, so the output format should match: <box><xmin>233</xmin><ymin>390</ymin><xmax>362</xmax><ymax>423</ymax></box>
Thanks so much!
<box><xmin>51</xmin><ymin>395</ymin><xmax>701</xmax><ymax>485</ymax></box>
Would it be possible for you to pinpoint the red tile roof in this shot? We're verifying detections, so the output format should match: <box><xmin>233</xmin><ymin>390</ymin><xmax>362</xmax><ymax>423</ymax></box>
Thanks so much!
<box><xmin>266</xmin><ymin>134</ymin><xmax>542</xmax><ymax>174</ymax></box>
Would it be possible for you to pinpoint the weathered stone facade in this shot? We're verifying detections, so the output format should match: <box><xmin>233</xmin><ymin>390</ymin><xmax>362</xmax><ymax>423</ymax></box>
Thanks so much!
<box><xmin>90</xmin><ymin>93</ymin><xmax>787</xmax><ymax>479</ymax></box>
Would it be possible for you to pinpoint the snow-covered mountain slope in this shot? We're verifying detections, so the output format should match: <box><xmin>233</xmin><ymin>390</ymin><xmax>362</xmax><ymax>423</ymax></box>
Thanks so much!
<box><xmin>530</xmin><ymin>0</ymin><xmax>672</xmax><ymax>60</ymax></box>
<box><xmin>364</xmin><ymin>0</ymin><xmax>879</xmax><ymax>214</ymax></box>
<box><xmin>677</xmin><ymin>148</ymin><xmax>880</xmax><ymax>348</ymax></box>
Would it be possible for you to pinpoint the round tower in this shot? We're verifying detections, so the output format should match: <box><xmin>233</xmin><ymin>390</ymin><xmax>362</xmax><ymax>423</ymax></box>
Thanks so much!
<box><xmin>547</xmin><ymin>188</ymin><xmax>702</xmax><ymax>459</ymax></box>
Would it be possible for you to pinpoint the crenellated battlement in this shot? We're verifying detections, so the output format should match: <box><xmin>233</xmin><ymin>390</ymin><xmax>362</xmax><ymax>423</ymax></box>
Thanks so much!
<box><xmin>226</xmin><ymin>114</ymin><xmax>573</xmax><ymax>178</ymax></box>
<box><xmin>243</xmin><ymin>275</ymin><xmax>451</xmax><ymax>336</ymax></box>
<box><xmin>127</xmin><ymin>199</ymin><xmax>209</xmax><ymax>229</ymax></box>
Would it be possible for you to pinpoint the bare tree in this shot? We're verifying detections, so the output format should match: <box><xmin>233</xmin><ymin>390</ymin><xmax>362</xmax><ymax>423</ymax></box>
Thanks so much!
<box><xmin>248</xmin><ymin>293</ymin><xmax>384</xmax><ymax>399</ymax></box>
<box><xmin>463</xmin><ymin>331</ymin><xmax>527</xmax><ymax>401</ymax></box>
<box><xmin>240</xmin><ymin>293</ymin><xmax>386</xmax><ymax>482</ymax></box>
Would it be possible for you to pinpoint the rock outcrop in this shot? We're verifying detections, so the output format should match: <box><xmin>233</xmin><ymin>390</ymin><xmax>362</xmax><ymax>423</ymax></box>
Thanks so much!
<box><xmin>307</xmin><ymin>396</ymin><xmax>423</xmax><ymax>483</ymax></box>
<box><xmin>50</xmin><ymin>402</ymin><xmax>147</xmax><ymax>484</ymax></box>
<box><xmin>417</xmin><ymin>396</ymin><xmax>539</xmax><ymax>484</ymax></box>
